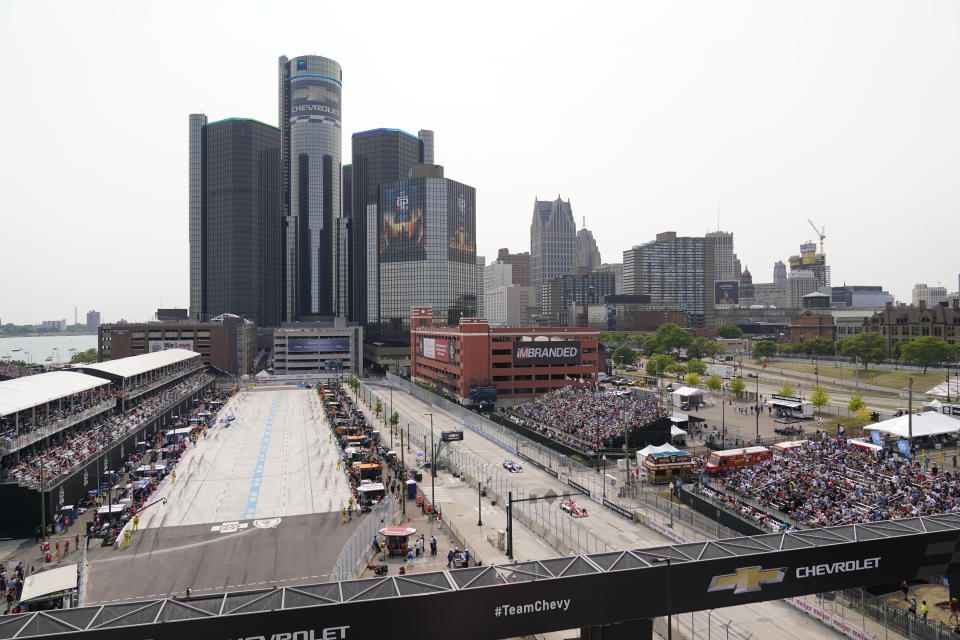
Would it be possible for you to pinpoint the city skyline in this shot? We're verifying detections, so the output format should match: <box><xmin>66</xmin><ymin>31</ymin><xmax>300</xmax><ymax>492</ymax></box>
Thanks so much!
<box><xmin>2</xmin><ymin>1</ymin><xmax>959</xmax><ymax>324</ymax></box>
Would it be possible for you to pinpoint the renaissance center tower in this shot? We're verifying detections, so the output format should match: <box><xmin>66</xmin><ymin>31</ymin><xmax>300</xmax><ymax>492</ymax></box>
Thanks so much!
<box><xmin>279</xmin><ymin>55</ymin><xmax>342</xmax><ymax>320</ymax></box>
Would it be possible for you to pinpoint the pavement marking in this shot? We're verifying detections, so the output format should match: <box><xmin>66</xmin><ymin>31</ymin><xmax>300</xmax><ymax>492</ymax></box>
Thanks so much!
<box><xmin>301</xmin><ymin>392</ymin><xmax>316</xmax><ymax>513</ymax></box>
<box><xmin>244</xmin><ymin>392</ymin><xmax>279</xmax><ymax>520</ymax></box>
<box><xmin>177</xmin><ymin>415</ymin><xmax>236</xmax><ymax>527</ymax></box>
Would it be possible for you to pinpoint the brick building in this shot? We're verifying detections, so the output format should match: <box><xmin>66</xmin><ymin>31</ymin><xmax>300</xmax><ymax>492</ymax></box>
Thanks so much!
<box><xmin>788</xmin><ymin>310</ymin><xmax>835</xmax><ymax>343</ymax></box>
<box><xmin>867</xmin><ymin>299</ymin><xmax>960</xmax><ymax>355</ymax></box>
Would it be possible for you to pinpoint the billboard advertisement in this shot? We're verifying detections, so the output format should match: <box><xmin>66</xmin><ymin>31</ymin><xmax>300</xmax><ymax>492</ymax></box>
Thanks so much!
<box><xmin>420</xmin><ymin>337</ymin><xmax>453</xmax><ymax>363</ymax></box>
<box><xmin>447</xmin><ymin>183</ymin><xmax>476</xmax><ymax>263</ymax></box>
<box><xmin>380</xmin><ymin>183</ymin><xmax>425</xmax><ymax>262</ymax></box>
<box><xmin>287</xmin><ymin>337</ymin><xmax>351</xmax><ymax>353</ymax></box>
<box><xmin>714</xmin><ymin>280</ymin><xmax>739</xmax><ymax>305</ymax></box>
<box><xmin>290</xmin><ymin>75</ymin><xmax>341</xmax><ymax>124</ymax></box>
<box><xmin>149</xmin><ymin>340</ymin><xmax>193</xmax><ymax>353</ymax></box>
<box><xmin>513</xmin><ymin>341</ymin><xmax>581</xmax><ymax>366</ymax></box>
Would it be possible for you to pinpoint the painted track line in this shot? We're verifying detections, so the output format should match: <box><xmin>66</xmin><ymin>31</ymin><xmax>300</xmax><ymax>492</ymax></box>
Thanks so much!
<box><xmin>244</xmin><ymin>392</ymin><xmax>279</xmax><ymax>520</ymax></box>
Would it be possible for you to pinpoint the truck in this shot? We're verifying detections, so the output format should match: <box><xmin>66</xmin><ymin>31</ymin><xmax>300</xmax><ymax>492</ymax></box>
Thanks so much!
<box><xmin>704</xmin><ymin>446</ymin><xmax>772</xmax><ymax>474</ymax></box>
<box><xmin>705</xmin><ymin>363</ymin><xmax>734</xmax><ymax>379</ymax></box>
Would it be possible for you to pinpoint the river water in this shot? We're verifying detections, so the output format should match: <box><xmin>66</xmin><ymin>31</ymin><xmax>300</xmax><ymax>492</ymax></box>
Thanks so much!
<box><xmin>0</xmin><ymin>334</ymin><xmax>98</xmax><ymax>364</ymax></box>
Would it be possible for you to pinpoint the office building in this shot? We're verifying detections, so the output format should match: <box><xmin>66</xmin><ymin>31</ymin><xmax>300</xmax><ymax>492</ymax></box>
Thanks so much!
<box><xmin>705</xmin><ymin>231</ymin><xmax>735</xmax><ymax>280</ymax></box>
<box><xmin>485</xmin><ymin>285</ymin><xmax>537</xmax><ymax>327</ymax></box>
<box><xmin>86</xmin><ymin>311</ymin><xmax>101</xmax><ymax>331</ymax></box>
<box><xmin>367</xmin><ymin>165</ymin><xmax>476</xmax><ymax>339</ymax></box>
<box><xmin>541</xmin><ymin>269</ymin><xmax>617</xmax><ymax>326</ymax></box>
<box><xmin>586</xmin><ymin>296</ymin><xmax>687</xmax><ymax>332</ymax></box>
<box><xmin>530</xmin><ymin>197</ymin><xmax>576</xmax><ymax>306</ymax></box>
<box><xmin>788</xmin><ymin>242</ymin><xmax>830</xmax><ymax>290</ymax></box>
<box><xmin>485</xmin><ymin>262</ymin><xmax>513</xmax><ymax>291</ymax></box>
<box><xmin>188</xmin><ymin>116</ymin><xmax>282</xmax><ymax>327</ymax></box>
<box><xmin>410</xmin><ymin>309</ymin><xmax>599</xmax><ymax>401</ymax></box>
<box><xmin>279</xmin><ymin>54</ymin><xmax>343</xmax><ymax>321</ymax></box>
<box><xmin>773</xmin><ymin>260</ymin><xmax>787</xmax><ymax>283</ymax></box>
<box><xmin>867</xmin><ymin>299</ymin><xmax>960</xmax><ymax>354</ymax></box>
<box><xmin>912</xmin><ymin>283</ymin><xmax>948</xmax><ymax>307</ymax></box>
<box><xmin>496</xmin><ymin>248</ymin><xmax>530</xmax><ymax>287</ymax></box>
<box><xmin>749</xmin><ymin>271</ymin><xmax>817</xmax><ymax>309</ymax></box>
<box><xmin>830</xmin><ymin>285</ymin><xmax>894</xmax><ymax>308</ymax></box>
<box><xmin>475</xmin><ymin>255</ymin><xmax>485</xmax><ymax>319</ymax></box>
<box><xmin>272</xmin><ymin>320</ymin><xmax>363</xmax><ymax>376</ymax></box>
<box><xmin>575</xmin><ymin>223</ymin><xmax>602</xmax><ymax>272</ymax></box>
<box><xmin>598</xmin><ymin>263</ymin><xmax>624</xmax><ymax>295</ymax></box>
<box><xmin>348</xmin><ymin>128</ymin><xmax>432</xmax><ymax>325</ymax></box>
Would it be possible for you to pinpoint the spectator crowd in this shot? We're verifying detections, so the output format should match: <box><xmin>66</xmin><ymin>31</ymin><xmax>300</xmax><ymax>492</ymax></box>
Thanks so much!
<box><xmin>507</xmin><ymin>387</ymin><xmax>669</xmax><ymax>452</ymax></box>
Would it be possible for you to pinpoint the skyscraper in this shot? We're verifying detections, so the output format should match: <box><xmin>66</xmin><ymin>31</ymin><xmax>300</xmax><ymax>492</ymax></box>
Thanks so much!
<box><xmin>188</xmin><ymin>116</ymin><xmax>282</xmax><ymax>327</ymax></box>
<box><xmin>369</xmin><ymin>165</ymin><xmax>476</xmax><ymax>338</ymax></box>
<box><xmin>530</xmin><ymin>197</ymin><xmax>576</xmax><ymax>306</ymax></box>
<box><xmin>575</xmin><ymin>222</ymin><xmax>602</xmax><ymax>272</ymax></box>
<box><xmin>475</xmin><ymin>255</ymin><xmax>485</xmax><ymax>319</ymax></box>
<box><xmin>705</xmin><ymin>231</ymin><xmax>735</xmax><ymax>280</ymax></box>
<box><xmin>496</xmin><ymin>248</ymin><xmax>530</xmax><ymax>287</ymax></box>
<box><xmin>349</xmin><ymin>128</ymin><xmax>430</xmax><ymax>325</ymax></box>
<box><xmin>279</xmin><ymin>55</ymin><xmax>342</xmax><ymax>321</ymax></box>
<box><xmin>773</xmin><ymin>260</ymin><xmax>787</xmax><ymax>282</ymax></box>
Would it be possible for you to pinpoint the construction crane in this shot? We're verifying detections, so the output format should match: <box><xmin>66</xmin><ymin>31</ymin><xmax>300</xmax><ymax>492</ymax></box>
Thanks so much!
<box><xmin>807</xmin><ymin>219</ymin><xmax>826</xmax><ymax>254</ymax></box>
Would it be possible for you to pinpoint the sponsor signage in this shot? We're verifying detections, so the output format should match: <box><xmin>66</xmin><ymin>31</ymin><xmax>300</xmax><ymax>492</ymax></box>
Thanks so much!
<box><xmin>715</xmin><ymin>280</ymin><xmax>739</xmax><ymax>305</ymax></box>
<box><xmin>149</xmin><ymin>340</ymin><xmax>193</xmax><ymax>353</ymax></box>
<box><xmin>380</xmin><ymin>183</ymin><xmax>425</xmax><ymax>262</ymax></box>
<box><xmin>420</xmin><ymin>337</ymin><xmax>453</xmax><ymax>363</ymax></box>
<box><xmin>512</xmin><ymin>341</ymin><xmax>581</xmax><ymax>366</ymax></box>
<box><xmin>287</xmin><ymin>337</ymin><xmax>351</xmax><ymax>353</ymax></box>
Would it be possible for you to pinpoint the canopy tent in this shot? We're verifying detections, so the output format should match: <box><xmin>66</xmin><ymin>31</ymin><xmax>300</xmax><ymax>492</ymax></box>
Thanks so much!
<box><xmin>670</xmin><ymin>425</ymin><xmax>687</xmax><ymax>437</ymax></box>
<box><xmin>925</xmin><ymin>399</ymin><xmax>944</xmax><ymax>411</ymax></box>
<box><xmin>76</xmin><ymin>348</ymin><xmax>199</xmax><ymax>381</ymax></box>
<box><xmin>672</xmin><ymin>387</ymin><xmax>701</xmax><ymax>398</ymax></box>
<box><xmin>0</xmin><ymin>371</ymin><xmax>110</xmax><ymax>417</ymax></box>
<box><xmin>19</xmin><ymin>564</ymin><xmax>78</xmax><ymax>603</ymax></box>
<box><xmin>669</xmin><ymin>413</ymin><xmax>689</xmax><ymax>424</ymax></box>
<box><xmin>865</xmin><ymin>412</ymin><xmax>960</xmax><ymax>439</ymax></box>
<box><xmin>637</xmin><ymin>443</ymin><xmax>684</xmax><ymax>459</ymax></box>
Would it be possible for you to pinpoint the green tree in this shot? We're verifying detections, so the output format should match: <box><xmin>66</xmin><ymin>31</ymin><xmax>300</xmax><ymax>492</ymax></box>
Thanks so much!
<box><xmin>838</xmin><ymin>332</ymin><xmax>886</xmax><ymax>370</ymax></box>
<box><xmin>685</xmin><ymin>372</ymin><xmax>702</xmax><ymax>387</ymax></box>
<box><xmin>666</xmin><ymin>363</ymin><xmax>688</xmax><ymax>379</ymax></box>
<box><xmin>752</xmin><ymin>340</ymin><xmax>778</xmax><ymax>358</ymax></box>
<box><xmin>802</xmin><ymin>337</ymin><xmax>835</xmax><ymax>356</ymax></box>
<box><xmin>686</xmin><ymin>359</ymin><xmax>707</xmax><ymax>375</ymax></box>
<box><xmin>899</xmin><ymin>337</ymin><xmax>956</xmax><ymax>373</ymax></box>
<box><xmin>612</xmin><ymin>345</ymin><xmax>638</xmax><ymax>367</ymax></box>
<box><xmin>597</xmin><ymin>332</ymin><xmax>615</xmax><ymax>344</ymax></box>
<box><xmin>646</xmin><ymin>353</ymin><xmax>676</xmax><ymax>377</ymax></box>
<box><xmin>779</xmin><ymin>343</ymin><xmax>803</xmax><ymax>355</ymax></box>
<box><xmin>374</xmin><ymin>398</ymin><xmax>383</xmax><ymax>418</ymax></box>
<box><xmin>390</xmin><ymin>411</ymin><xmax>399</xmax><ymax>428</ymax></box>
<box><xmin>855</xmin><ymin>406</ymin><xmax>872</xmax><ymax>426</ymax></box>
<box><xmin>688</xmin><ymin>337</ymin><xmax>723</xmax><ymax>361</ymax></box>
<box><xmin>847</xmin><ymin>393</ymin><xmax>866</xmax><ymax>413</ymax></box>
<box><xmin>728</xmin><ymin>377</ymin><xmax>746</xmax><ymax>397</ymax></box>
<box><xmin>69</xmin><ymin>348</ymin><xmax>97</xmax><ymax>364</ymax></box>
<box><xmin>810</xmin><ymin>386</ymin><xmax>830</xmax><ymax>411</ymax></box>
<box><xmin>640</xmin><ymin>334</ymin><xmax>660</xmax><ymax>356</ymax></box>
<box><xmin>777</xmin><ymin>382</ymin><xmax>794</xmax><ymax>397</ymax></box>
<box><xmin>648</xmin><ymin>322</ymin><xmax>693</xmax><ymax>354</ymax></box>
<box><xmin>716</xmin><ymin>324</ymin><xmax>744</xmax><ymax>339</ymax></box>
<box><xmin>348</xmin><ymin>376</ymin><xmax>360</xmax><ymax>391</ymax></box>
<box><xmin>706</xmin><ymin>374</ymin><xmax>723</xmax><ymax>393</ymax></box>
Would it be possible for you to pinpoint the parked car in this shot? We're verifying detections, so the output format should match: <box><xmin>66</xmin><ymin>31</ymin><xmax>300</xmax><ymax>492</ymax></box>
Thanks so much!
<box><xmin>747</xmin><ymin>372</ymin><xmax>758</xmax><ymax>378</ymax></box>
<box><xmin>559</xmin><ymin>498</ymin><xmax>588</xmax><ymax>517</ymax></box>
<box><xmin>503</xmin><ymin>460</ymin><xmax>523</xmax><ymax>473</ymax></box>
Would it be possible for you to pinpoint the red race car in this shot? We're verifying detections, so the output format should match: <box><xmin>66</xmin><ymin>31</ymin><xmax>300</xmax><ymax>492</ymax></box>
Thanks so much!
<box><xmin>559</xmin><ymin>498</ymin><xmax>588</xmax><ymax>518</ymax></box>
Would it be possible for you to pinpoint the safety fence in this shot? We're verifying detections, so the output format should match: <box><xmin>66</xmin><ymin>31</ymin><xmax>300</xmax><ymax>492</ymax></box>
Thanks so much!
<box><xmin>329</xmin><ymin>494</ymin><xmax>400</xmax><ymax>582</ymax></box>
<box><xmin>815</xmin><ymin>588</ymin><xmax>960</xmax><ymax>640</ymax></box>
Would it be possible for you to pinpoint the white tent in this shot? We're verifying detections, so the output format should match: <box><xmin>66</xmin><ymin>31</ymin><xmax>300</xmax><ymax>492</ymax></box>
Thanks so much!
<box><xmin>925</xmin><ymin>399</ymin><xmax>944</xmax><ymax>411</ymax></box>
<box><xmin>19</xmin><ymin>564</ymin><xmax>78</xmax><ymax>603</ymax></box>
<box><xmin>865</xmin><ymin>412</ymin><xmax>960</xmax><ymax>439</ymax></box>
<box><xmin>637</xmin><ymin>443</ymin><xmax>684</xmax><ymax>462</ymax></box>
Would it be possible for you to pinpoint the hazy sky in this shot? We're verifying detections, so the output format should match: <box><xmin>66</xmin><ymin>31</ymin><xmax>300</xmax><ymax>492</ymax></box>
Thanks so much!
<box><xmin>2</xmin><ymin>0</ymin><xmax>958</xmax><ymax>325</ymax></box>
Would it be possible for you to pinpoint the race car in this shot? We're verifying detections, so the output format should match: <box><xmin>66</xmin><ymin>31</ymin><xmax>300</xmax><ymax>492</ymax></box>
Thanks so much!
<box><xmin>559</xmin><ymin>498</ymin><xmax>587</xmax><ymax>517</ymax></box>
<box><xmin>502</xmin><ymin>460</ymin><xmax>523</xmax><ymax>473</ymax></box>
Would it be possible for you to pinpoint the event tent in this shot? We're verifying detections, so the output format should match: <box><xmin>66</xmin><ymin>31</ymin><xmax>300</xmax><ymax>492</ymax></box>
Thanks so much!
<box><xmin>636</xmin><ymin>443</ymin><xmax>684</xmax><ymax>461</ymax></box>
<box><xmin>19</xmin><ymin>564</ymin><xmax>78</xmax><ymax>604</ymax></box>
<box><xmin>865</xmin><ymin>411</ymin><xmax>960</xmax><ymax>439</ymax></box>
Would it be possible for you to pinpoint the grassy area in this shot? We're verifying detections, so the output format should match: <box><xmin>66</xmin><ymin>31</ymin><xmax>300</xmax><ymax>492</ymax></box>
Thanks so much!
<box><xmin>752</xmin><ymin>360</ymin><xmax>946</xmax><ymax>393</ymax></box>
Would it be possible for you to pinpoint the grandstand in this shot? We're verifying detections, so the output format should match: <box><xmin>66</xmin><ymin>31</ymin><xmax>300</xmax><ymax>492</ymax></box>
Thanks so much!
<box><xmin>0</xmin><ymin>350</ymin><xmax>214</xmax><ymax>538</ymax></box>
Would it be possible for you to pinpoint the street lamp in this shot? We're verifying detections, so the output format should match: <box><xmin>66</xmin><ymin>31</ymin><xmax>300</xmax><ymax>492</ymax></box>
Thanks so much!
<box><xmin>478</xmin><ymin>481</ymin><xmax>483</xmax><ymax>526</ymax></box>
<box><xmin>425</xmin><ymin>412</ymin><xmax>435</xmax><ymax>508</ymax></box>
<box><xmin>602</xmin><ymin>455</ymin><xmax>607</xmax><ymax>499</ymax></box>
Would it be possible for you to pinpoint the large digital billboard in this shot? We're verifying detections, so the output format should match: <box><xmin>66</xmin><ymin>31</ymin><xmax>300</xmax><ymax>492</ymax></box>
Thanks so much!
<box><xmin>714</xmin><ymin>281</ymin><xmax>740</xmax><ymax>306</ymax></box>
<box><xmin>447</xmin><ymin>183</ymin><xmax>475</xmax><ymax>263</ymax></box>
<box><xmin>287</xmin><ymin>337</ymin><xmax>351</xmax><ymax>353</ymax></box>
<box><xmin>512</xmin><ymin>341</ymin><xmax>581</xmax><ymax>366</ymax></box>
<box><xmin>290</xmin><ymin>75</ymin><xmax>341</xmax><ymax>124</ymax></box>
<box><xmin>149</xmin><ymin>340</ymin><xmax>193</xmax><ymax>353</ymax></box>
<box><xmin>380</xmin><ymin>183</ymin><xmax>425</xmax><ymax>262</ymax></box>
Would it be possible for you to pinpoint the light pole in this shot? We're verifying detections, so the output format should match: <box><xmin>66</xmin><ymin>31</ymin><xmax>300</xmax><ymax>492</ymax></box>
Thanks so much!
<box><xmin>602</xmin><ymin>455</ymin><xmax>607</xmax><ymax>499</ymax></box>
<box><xmin>389</xmin><ymin>385</ymin><xmax>393</xmax><ymax>449</ymax></box>
<box><xmin>651</xmin><ymin>556</ymin><xmax>673</xmax><ymax>640</ymax></box>
<box><xmin>478</xmin><ymin>481</ymin><xmax>483</xmax><ymax>526</ymax></box>
<box><xmin>425</xmin><ymin>412</ymin><xmax>435</xmax><ymax>508</ymax></box>
<box><xmin>755</xmin><ymin>372</ymin><xmax>760</xmax><ymax>441</ymax></box>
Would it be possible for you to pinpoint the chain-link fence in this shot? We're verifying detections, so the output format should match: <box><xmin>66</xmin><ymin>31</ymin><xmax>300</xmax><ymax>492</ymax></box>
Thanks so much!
<box><xmin>815</xmin><ymin>588</ymin><xmax>960</xmax><ymax>640</ymax></box>
<box><xmin>330</xmin><ymin>494</ymin><xmax>399</xmax><ymax>582</ymax></box>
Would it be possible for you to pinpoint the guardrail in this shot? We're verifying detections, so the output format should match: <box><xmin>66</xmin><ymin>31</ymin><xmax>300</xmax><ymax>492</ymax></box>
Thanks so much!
<box><xmin>329</xmin><ymin>495</ymin><xmax>399</xmax><ymax>581</ymax></box>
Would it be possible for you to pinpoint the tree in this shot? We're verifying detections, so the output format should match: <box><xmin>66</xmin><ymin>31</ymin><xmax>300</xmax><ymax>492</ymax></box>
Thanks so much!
<box><xmin>779</xmin><ymin>343</ymin><xmax>803</xmax><ymax>355</ymax></box>
<box><xmin>69</xmin><ymin>348</ymin><xmax>97</xmax><ymax>364</ymax></box>
<box><xmin>666</xmin><ymin>363</ymin><xmax>688</xmax><ymax>379</ymax></box>
<box><xmin>348</xmin><ymin>376</ymin><xmax>360</xmax><ymax>391</ymax></box>
<box><xmin>802</xmin><ymin>337</ymin><xmax>835</xmax><ymax>356</ymax></box>
<box><xmin>847</xmin><ymin>393</ymin><xmax>866</xmax><ymax>413</ymax></box>
<box><xmin>716</xmin><ymin>324</ymin><xmax>744</xmax><ymax>339</ymax></box>
<box><xmin>685</xmin><ymin>372</ymin><xmax>702</xmax><ymax>387</ymax></box>
<box><xmin>855</xmin><ymin>406</ymin><xmax>872</xmax><ymax>426</ymax></box>
<box><xmin>706</xmin><ymin>374</ymin><xmax>723</xmax><ymax>393</ymax></box>
<box><xmin>810</xmin><ymin>386</ymin><xmax>830</xmax><ymax>411</ymax></box>
<box><xmin>728</xmin><ymin>378</ymin><xmax>746</xmax><ymax>397</ymax></box>
<box><xmin>612</xmin><ymin>345</ymin><xmax>638</xmax><ymax>367</ymax></box>
<box><xmin>390</xmin><ymin>412</ymin><xmax>399</xmax><ymax>428</ymax></box>
<box><xmin>900</xmin><ymin>337</ymin><xmax>956</xmax><ymax>373</ymax></box>
<box><xmin>647</xmin><ymin>322</ymin><xmax>693</xmax><ymax>354</ymax></box>
<box><xmin>752</xmin><ymin>340</ymin><xmax>778</xmax><ymax>358</ymax></box>
<box><xmin>597</xmin><ymin>332</ymin><xmax>615</xmax><ymax>344</ymax></box>
<box><xmin>838</xmin><ymin>332</ymin><xmax>886</xmax><ymax>370</ymax></box>
<box><xmin>688</xmin><ymin>337</ymin><xmax>724</xmax><ymax>361</ymax></box>
<box><xmin>777</xmin><ymin>382</ymin><xmax>794</xmax><ymax>397</ymax></box>
<box><xmin>686</xmin><ymin>359</ymin><xmax>707</xmax><ymax>375</ymax></box>
<box><xmin>374</xmin><ymin>398</ymin><xmax>383</xmax><ymax>418</ymax></box>
<box><xmin>646</xmin><ymin>353</ymin><xmax>676</xmax><ymax>377</ymax></box>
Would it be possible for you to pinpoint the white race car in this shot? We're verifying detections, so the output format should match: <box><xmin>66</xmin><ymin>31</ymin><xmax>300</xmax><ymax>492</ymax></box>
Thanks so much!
<box><xmin>502</xmin><ymin>460</ymin><xmax>523</xmax><ymax>473</ymax></box>
<box><xmin>559</xmin><ymin>498</ymin><xmax>588</xmax><ymax>517</ymax></box>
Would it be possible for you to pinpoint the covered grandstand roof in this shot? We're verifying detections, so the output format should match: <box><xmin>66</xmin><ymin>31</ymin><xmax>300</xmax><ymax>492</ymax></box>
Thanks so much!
<box><xmin>76</xmin><ymin>349</ymin><xmax>200</xmax><ymax>380</ymax></box>
<box><xmin>0</xmin><ymin>371</ymin><xmax>111</xmax><ymax>417</ymax></box>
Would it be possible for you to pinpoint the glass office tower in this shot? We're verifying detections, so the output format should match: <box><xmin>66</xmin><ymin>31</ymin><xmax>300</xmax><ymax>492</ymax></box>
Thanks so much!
<box><xmin>279</xmin><ymin>54</ymin><xmax>342</xmax><ymax>320</ymax></box>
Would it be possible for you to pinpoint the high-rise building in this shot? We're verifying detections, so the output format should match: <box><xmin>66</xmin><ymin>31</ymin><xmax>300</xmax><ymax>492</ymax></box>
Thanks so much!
<box><xmin>188</xmin><ymin>116</ymin><xmax>282</xmax><ymax>327</ymax></box>
<box><xmin>622</xmin><ymin>232</ymin><xmax>717</xmax><ymax>328</ymax></box>
<box><xmin>86</xmin><ymin>310</ymin><xmax>101</xmax><ymax>331</ymax></box>
<box><xmin>541</xmin><ymin>269</ymin><xmax>616</xmax><ymax>326</ymax></box>
<box><xmin>348</xmin><ymin>128</ymin><xmax>431</xmax><ymax>325</ymax></box>
<box><xmin>773</xmin><ymin>260</ymin><xmax>787</xmax><ymax>283</ymax></box>
<box><xmin>496</xmin><ymin>248</ymin><xmax>530</xmax><ymax>287</ymax></box>
<box><xmin>575</xmin><ymin>222</ymin><xmax>602</xmax><ymax>272</ymax></box>
<box><xmin>530</xmin><ymin>196</ymin><xmax>576</xmax><ymax>306</ymax></box>
<box><xmin>912</xmin><ymin>283</ymin><xmax>948</xmax><ymax>307</ymax></box>
<box><xmin>598</xmin><ymin>263</ymin><xmax>624</xmax><ymax>295</ymax></box>
<box><xmin>830</xmin><ymin>285</ymin><xmax>894</xmax><ymax>308</ymax></box>
<box><xmin>475</xmin><ymin>255</ymin><xmax>485</xmax><ymax>319</ymax></box>
<box><xmin>367</xmin><ymin>165</ymin><xmax>476</xmax><ymax>339</ymax></box>
<box><xmin>485</xmin><ymin>285</ymin><xmax>537</xmax><ymax>327</ymax></box>
<box><xmin>705</xmin><ymin>231</ymin><xmax>735</xmax><ymax>280</ymax></box>
<box><xmin>279</xmin><ymin>54</ymin><xmax>343</xmax><ymax>321</ymax></box>
<box><xmin>789</xmin><ymin>242</ymin><xmax>830</xmax><ymax>290</ymax></box>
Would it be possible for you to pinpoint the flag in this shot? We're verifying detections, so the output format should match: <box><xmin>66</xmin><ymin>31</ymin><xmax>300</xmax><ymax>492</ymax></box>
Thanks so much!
<box><xmin>837</xmin><ymin>425</ymin><xmax>846</xmax><ymax>436</ymax></box>
<box><xmin>870</xmin><ymin>430</ymin><xmax>883</xmax><ymax>447</ymax></box>
<box><xmin>896</xmin><ymin>439</ymin><xmax>911</xmax><ymax>459</ymax></box>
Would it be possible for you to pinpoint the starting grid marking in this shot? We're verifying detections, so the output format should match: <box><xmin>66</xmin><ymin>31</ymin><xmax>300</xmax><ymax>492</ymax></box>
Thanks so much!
<box><xmin>244</xmin><ymin>392</ymin><xmax>279</xmax><ymax>520</ymax></box>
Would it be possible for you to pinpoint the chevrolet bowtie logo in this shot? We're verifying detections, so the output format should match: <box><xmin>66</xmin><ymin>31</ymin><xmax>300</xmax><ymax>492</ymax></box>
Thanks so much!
<box><xmin>708</xmin><ymin>566</ymin><xmax>786</xmax><ymax>595</ymax></box>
